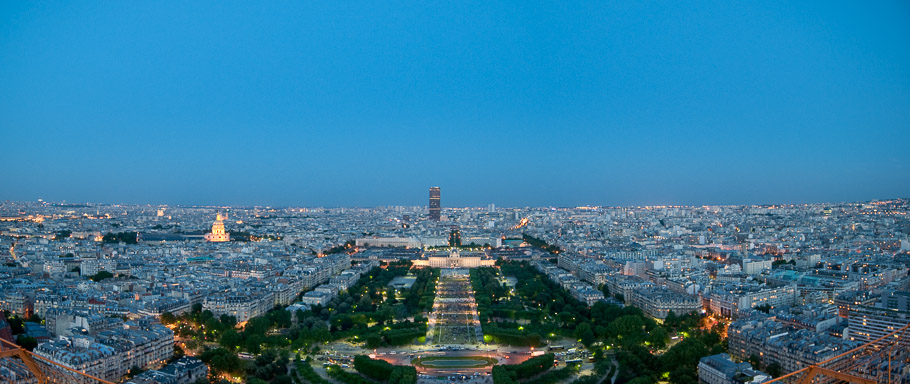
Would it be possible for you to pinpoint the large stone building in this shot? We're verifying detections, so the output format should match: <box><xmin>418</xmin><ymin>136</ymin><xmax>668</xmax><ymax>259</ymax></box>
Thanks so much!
<box><xmin>845</xmin><ymin>291</ymin><xmax>910</xmax><ymax>346</ymax></box>
<box><xmin>412</xmin><ymin>249</ymin><xmax>495</xmax><ymax>269</ymax></box>
<box><xmin>727</xmin><ymin>317</ymin><xmax>860</xmax><ymax>375</ymax></box>
<box><xmin>125</xmin><ymin>356</ymin><xmax>207</xmax><ymax>384</ymax></box>
<box><xmin>33</xmin><ymin>318</ymin><xmax>173</xmax><ymax>384</ymax></box>
<box><xmin>698</xmin><ymin>353</ymin><xmax>769</xmax><ymax>384</ymax></box>
<box><xmin>202</xmin><ymin>292</ymin><xmax>273</xmax><ymax>323</ymax></box>
<box><xmin>628</xmin><ymin>287</ymin><xmax>701</xmax><ymax>319</ymax></box>
<box><xmin>708</xmin><ymin>284</ymin><xmax>798</xmax><ymax>318</ymax></box>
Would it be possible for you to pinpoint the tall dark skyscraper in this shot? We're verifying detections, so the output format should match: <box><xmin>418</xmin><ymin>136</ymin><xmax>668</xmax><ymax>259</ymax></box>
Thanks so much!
<box><xmin>429</xmin><ymin>187</ymin><xmax>441</xmax><ymax>221</ymax></box>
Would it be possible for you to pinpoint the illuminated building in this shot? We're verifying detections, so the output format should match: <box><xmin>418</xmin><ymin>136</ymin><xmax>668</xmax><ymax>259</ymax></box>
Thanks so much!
<box><xmin>354</xmin><ymin>237</ymin><xmax>422</xmax><ymax>248</ymax></box>
<box><xmin>429</xmin><ymin>187</ymin><xmax>441</xmax><ymax>221</ymax></box>
<box><xmin>707</xmin><ymin>285</ymin><xmax>798</xmax><ymax>318</ymax></box>
<box><xmin>413</xmin><ymin>249</ymin><xmax>495</xmax><ymax>268</ymax></box>
<box><xmin>203</xmin><ymin>293</ymin><xmax>273</xmax><ymax>323</ymax></box>
<box><xmin>727</xmin><ymin>317</ymin><xmax>861</xmax><ymax>375</ymax></box>
<box><xmin>32</xmin><ymin>319</ymin><xmax>174</xmax><ymax>384</ymax></box>
<box><xmin>845</xmin><ymin>292</ymin><xmax>910</xmax><ymax>346</ymax></box>
<box><xmin>204</xmin><ymin>214</ymin><xmax>230</xmax><ymax>242</ymax></box>
<box><xmin>698</xmin><ymin>353</ymin><xmax>769</xmax><ymax>384</ymax></box>
<box><xmin>628</xmin><ymin>287</ymin><xmax>701</xmax><ymax>319</ymax></box>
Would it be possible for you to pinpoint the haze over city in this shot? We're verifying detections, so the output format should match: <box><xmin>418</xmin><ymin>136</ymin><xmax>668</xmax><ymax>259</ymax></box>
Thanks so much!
<box><xmin>2</xmin><ymin>2</ymin><xmax>909</xmax><ymax>207</ymax></box>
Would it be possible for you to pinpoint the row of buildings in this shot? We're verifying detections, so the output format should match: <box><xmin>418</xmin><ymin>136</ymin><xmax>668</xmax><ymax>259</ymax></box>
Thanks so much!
<box><xmin>32</xmin><ymin>318</ymin><xmax>175</xmax><ymax>384</ymax></box>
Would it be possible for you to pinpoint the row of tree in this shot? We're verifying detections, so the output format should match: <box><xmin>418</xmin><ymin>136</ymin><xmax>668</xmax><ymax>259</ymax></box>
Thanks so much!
<box><xmin>471</xmin><ymin>263</ymin><xmax>590</xmax><ymax>346</ymax></box>
<box><xmin>492</xmin><ymin>353</ymin><xmax>557</xmax><ymax>384</ymax></box>
<box><xmin>102</xmin><ymin>231</ymin><xmax>138</xmax><ymax>244</ymax></box>
<box><xmin>353</xmin><ymin>355</ymin><xmax>417</xmax><ymax>384</ymax></box>
<box><xmin>186</xmin><ymin>262</ymin><xmax>438</xmax><ymax>383</ymax></box>
<box><xmin>521</xmin><ymin>234</ymin><xmax>562</xmax><ymax>254</ymax></box>
<box><xmin>293</xmin><ymin>357</ymin><xmax>330</xmax><ymax>384</ymax></box>
<box><xmin>473</xmin><ymin>261</ymin><xmax>726</xmax><ymax>384</ymax></box>
<box><xmin>316</xmin><ymin>263</ymin><xmax>435</xmax><ymax>346</ymax></box>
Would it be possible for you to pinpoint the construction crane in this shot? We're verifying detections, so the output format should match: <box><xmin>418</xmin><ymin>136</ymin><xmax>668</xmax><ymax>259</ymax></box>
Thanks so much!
<box><xmin>766</xmin><ymin>323</ymin><xmax>910</xmax><ymax>384</ymax></box>
<box><xmin>0</xmin><ymin>337</ymin><xmax>114</xmax><ymax>384</ymax></box>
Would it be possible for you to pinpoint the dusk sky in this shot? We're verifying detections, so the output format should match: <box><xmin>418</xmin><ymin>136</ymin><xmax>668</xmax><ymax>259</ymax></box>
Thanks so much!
<box><xmin>2</xmin><ymin>1</ymin><xmax>909</xmax><ymax>207</ymax></box>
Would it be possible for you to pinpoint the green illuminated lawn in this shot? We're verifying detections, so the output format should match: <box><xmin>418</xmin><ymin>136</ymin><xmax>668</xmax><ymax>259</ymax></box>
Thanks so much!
<box><xmin>411</xmin><ymin>356</ymin><xmax>497</xmax><ymax>368</ymax></box>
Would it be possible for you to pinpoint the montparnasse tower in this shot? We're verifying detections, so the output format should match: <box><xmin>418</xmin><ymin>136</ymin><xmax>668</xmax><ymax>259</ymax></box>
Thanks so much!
<box><xmin>205</xmin><ymin>214</ymin><xmax>230</xmax><ymax>242</ymax></box>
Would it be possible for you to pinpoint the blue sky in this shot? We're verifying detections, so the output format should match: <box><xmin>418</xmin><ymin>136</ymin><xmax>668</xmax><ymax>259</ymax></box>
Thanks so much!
<box><xmin>1</xmin><ymin>1</ymin><xmax>908</xmax><ymax>207</ymax></box>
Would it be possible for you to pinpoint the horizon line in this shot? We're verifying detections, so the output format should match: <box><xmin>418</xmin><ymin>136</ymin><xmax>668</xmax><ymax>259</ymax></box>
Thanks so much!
<box><xmin>2</xmin><ymin>197</ymin><xmax>906</xmax><ymax>210</ymax></box>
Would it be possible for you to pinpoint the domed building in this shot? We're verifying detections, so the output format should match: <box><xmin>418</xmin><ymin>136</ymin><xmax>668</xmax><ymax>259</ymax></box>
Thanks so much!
<box><xmin>204</xmin><ymin>214</ymin><xmax>230</xmax><ymax>242</ymax></box>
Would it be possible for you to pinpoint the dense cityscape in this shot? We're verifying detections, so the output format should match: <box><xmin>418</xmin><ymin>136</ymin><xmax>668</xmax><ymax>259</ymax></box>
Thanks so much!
<box><xmin>1</xmin><ymin>191</ymin><xmax>908</xmax><ymax>384</ymax></box>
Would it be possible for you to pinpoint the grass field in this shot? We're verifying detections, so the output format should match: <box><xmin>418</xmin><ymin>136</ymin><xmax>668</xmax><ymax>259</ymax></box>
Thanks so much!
<box><xmin>411</xmin><ymin>356</ymin><xmax>498</xmax><ymax>368</ymax></box>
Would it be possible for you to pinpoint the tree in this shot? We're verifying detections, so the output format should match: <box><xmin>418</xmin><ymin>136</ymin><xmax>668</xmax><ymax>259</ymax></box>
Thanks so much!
<box><xmin>607</xmin><ymin>315</ymin><xmax>645</xmax><ymax>347</ymax></box>
<box><xmin>664</xmin><ymin>311</ymin><xmax>679</xmax><ymax>329</ymax></box>
<box><xmin>247</xmin><ymin>349</ymin><xmax>288</xmax><ymax>381</ymax></box>
<box><xmin>766</xmin><ymin>362</ymin><xmax>782</xmax><ymax>378</ymax></box>
<box><xmin>204</xmin><ymin>317</ymin><xmax>223</xmax><ymax>336</ymax></box>
<box><xmin>160</xmin><ymin>311</ymin><xmax>176</xmax><ymax>325</ymax></box>
<box><xmin>6</xmin><ymin>316</ymin><xmax>24</xmax><ymax>335</ymax></box>
<box><xmin>199</xmin><ymin>348</ymin><xmax>244</xmax><ymax>376</ymax></box>
<box><xmin>310</xmin><ymin>324</ymin><xmax>331</xmax><ymax>343</ymax></box>
<box><xmin>353</xmin><ymin>355</ymin><xmax>395</xmax><ymax>381</ymax></box>
<box><xmin>219</xmin><ymin>330</ymin><xmax>242</xmax><ymax>350</ymax></box>
<box><xmin>669</xmin><ymin>366</ymin><xmax>697</xmax><ymax>384</ymax></box>
<box><xmin>270</xmin><ymin>309</ymin><xmax>291</xmax><ymax>328</ymax></box>
<box><xmin>127</xmin><ymin>366</ymin><xmax>145</xmax><ymax>378</ymax></box>
<box><xmin>273</xmin><ymin>376</ymin><xmax>293</xmax><ymax>384</ymax></box>
<box><xmin>659</xmin><ymin>338</ymin><xmax>709</xmax><ymax>384</ymax></box>
<box><xmin>647</xmin><ymin>326</ymin><xmax>669</xmax><ymax>349</ymax></box>
<box><xmin>748</xmin><ymin>354</ymin><xmax>761</xmax><ymax>369</ymax></box>
<box><xmin>493</xmin><ymin>366</ymin><xmax>517</xmax><ymax>384</ymax></box>
<box><xmin>220</xmin><ymin>314</ymin><xmax>237</xmax><ymax>328</ymax></box>
<box><xmin>449</xmin><ymin>230</ymin><xmax>462</xmax><ymax>247</ymax></box>
<box><xmin>89</xmin><ymin>271</ymin><xmax>114</xmax><ymax>282</ymax></box>
<box><xmin>245</xmin><ymin>334</ymin><xmax>265</xmax><ymax>354</ymax></box>
<box><xmin>366</xmin><ymin>334</ymin><xmax>383</xmax><ymax>349</ymax></box>
<box><xmin>575</xmin><ymin>323</ymin><xmax>596</xmax><ymax>347</ymax></box>
<box><xmin>102</xmin><ymin>232</ymin><xmax>138</xmax><ymax>244</ymax></box>
<box><xmin>754</xmin><ymin>304</ymin><xmax>772</xmax><ymax>314</ymax></box>
<box><xmin>16</xmin><ymin>335</ymin><xmax>38</xmax><ymax>351</ymax></box>
<box><xmin>506</xmin><ymin>353</ymin><xmax>555</xmax><ymax>379</ymax></box>
<box><xmin>200</xmin><ymin>310</ymin><xmax>215</xmax><ymax>324</ymax></box>
<box><xmin>171</xmin><ymin>345</ymin><xmax>185</xmax><ymax>361</ymax></box>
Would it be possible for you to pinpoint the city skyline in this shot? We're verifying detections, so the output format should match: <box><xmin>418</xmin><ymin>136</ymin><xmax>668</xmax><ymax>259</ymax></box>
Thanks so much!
<box><xmin>5</xmin><ymin>194</ymin><xmax>908</xmax><ymax>210</ymax></box>
<box><xmin>1</xmin><ymin>189</ymin><xmax>908</xmax><ymax>383</ymax></box>
<box><xmin>2</xmin><ymin>2</ymin><xmax>909</xmax><ymax>207</ymax></box>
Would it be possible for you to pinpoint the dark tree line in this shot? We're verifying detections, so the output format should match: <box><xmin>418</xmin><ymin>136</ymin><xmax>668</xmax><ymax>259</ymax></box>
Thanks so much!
<box><xmin>353</xmin><ymin>355</ymin><xmax>417</xmax><ymax>384</ymax></box>
<box><xmin>492</xmin><ymin>353</ymin><xmax>557</xmax><ymax>384</ymax></box>
<box><xmin>102</xmin><ymin>232</ymin><xmax>138</xmax><ymax>244</ymax></box>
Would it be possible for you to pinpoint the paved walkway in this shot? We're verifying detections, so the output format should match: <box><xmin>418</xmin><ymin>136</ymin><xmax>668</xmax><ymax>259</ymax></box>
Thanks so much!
<box><xmin>428</xmin><ymin>274</ymin><xmax>483</xmax><ymax>345</ymax></box>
